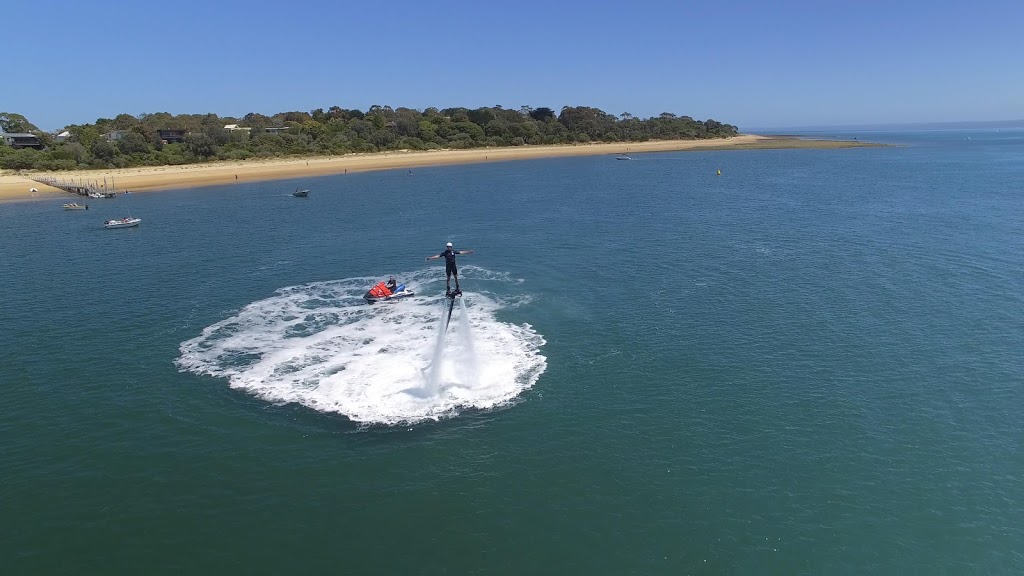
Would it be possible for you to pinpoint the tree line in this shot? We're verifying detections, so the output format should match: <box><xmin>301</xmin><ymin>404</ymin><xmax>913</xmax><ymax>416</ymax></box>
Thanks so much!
<box><xmin>0</xmin><ymin>106</ymin><xmax>738</xmax><ymax>171</ymax></box>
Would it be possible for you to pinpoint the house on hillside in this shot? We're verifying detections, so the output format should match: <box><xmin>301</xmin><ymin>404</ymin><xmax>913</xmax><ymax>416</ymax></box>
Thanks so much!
<box><xmin>1</xmin><ymin>133</ymin><xmax>43</xmax><ymax>149</ymax></box>
<box><xmin>157</xmin><ymin>129</ymin><xmax>186</xmax><ymax>144</ymax></box>
<box><xmin>264</xmin><ymin>126</ymin><xmax>290</xmax><ymax>134</ymax></box>
<box><xmin>104</xmin><ymin>130</ymin><xmax>131</xmax><ymax>142</ymax></box>
<box><xmin>224</xmin><ymin>124</ymin><xmax>251</xmax><ymax>132</ymax></box>
<box><xmin>54</xmin><ymin>130</ymin><xmax>71</xmax><ymax>143</ymax></box>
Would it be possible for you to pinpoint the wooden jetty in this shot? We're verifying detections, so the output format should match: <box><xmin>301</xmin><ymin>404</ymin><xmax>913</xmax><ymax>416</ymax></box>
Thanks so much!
<box><xmin>33</xmin><ymin>176</ymin><xmax>119</xmax><ymax>197</ymax></box>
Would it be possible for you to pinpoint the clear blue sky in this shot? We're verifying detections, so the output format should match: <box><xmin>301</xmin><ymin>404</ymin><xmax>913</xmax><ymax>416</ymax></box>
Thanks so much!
<box><xmin>8</xmin><ymin>0</ymin><xmax>1023</xmax><ymax>131</ymax></box>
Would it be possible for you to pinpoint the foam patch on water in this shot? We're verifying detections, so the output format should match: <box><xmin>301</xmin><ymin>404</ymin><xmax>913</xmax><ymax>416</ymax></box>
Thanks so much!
<box><xmin>176</xmin><ymin>268</ymin><xmax>546</xmax><ymax>425</ymax></box>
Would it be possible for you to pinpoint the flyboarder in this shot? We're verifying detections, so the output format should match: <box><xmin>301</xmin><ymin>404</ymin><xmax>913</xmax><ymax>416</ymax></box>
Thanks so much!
<box><xmin>426</xmin><ymin>241</ymin><xmax>474</xmax><ymax>296</ymax></box>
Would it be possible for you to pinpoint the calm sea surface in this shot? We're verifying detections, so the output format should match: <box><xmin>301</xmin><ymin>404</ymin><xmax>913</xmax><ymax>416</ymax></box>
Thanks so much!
<box><xmin>2</xmin><ymin>130</ymin><xmax>1022</xmax><ymax>574</ymax></box>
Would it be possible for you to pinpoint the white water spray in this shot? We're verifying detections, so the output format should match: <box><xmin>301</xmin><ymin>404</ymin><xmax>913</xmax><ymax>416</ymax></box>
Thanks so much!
<box><xmin>425</xmin><ymin>301</ymin><xmax>449</xmax><ymax>394</ymax></box>
<box><xmin>457</xmin><ymin>297</ymin><xmax>481</xmax><ymax>385</ymax></box>
<box><xmin>175</xmin><ymin>269</ymin><xmax>546</xmax><ymax>425</ymax></box>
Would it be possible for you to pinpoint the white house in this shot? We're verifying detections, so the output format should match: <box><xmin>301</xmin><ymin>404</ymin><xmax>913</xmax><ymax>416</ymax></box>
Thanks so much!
<box><xmin>104</xmin><ymin>130</ymin><xmax>131</xmax><ymax>142</ymax></box>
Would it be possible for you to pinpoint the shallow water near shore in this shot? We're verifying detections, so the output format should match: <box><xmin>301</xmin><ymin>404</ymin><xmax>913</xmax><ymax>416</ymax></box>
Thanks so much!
<box><xmin>3</xmin><ymin>130</ymin><xmax>1023</xmax><ymax>573</ymax></box>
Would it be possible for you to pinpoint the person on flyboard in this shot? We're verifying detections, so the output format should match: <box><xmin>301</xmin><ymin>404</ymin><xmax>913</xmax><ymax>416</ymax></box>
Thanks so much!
<box><xmin>426</xmin><ymin>241</ymin><xmax>474</xmax><ymax>296</ymax></box>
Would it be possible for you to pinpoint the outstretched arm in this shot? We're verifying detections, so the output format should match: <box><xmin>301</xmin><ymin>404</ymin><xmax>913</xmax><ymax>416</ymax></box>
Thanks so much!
<box><xmin>456</xmin><ymin>250</ymin><xmax>474</xmax><ymax>255</ymax></box>
<box><xmin>425</xmin><ymin>255</ymin><xmax>440</xmax><ymax>261</ymax></box>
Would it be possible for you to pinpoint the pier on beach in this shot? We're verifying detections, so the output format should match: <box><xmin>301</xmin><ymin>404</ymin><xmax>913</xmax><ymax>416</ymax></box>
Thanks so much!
<box><xmin>33</xmin><ymin>176</ymin><xmax>120</xmax><ymax>197</ymax></box>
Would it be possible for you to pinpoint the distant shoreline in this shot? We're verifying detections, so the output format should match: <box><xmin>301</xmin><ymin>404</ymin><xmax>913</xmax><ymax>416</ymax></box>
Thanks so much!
<box><xmin>0</xmin><ymin>135</ymin><xmax>879</xmax><ymax>202</ymax></box>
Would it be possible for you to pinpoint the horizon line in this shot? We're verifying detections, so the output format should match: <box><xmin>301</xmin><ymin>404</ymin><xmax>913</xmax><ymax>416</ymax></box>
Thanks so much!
<box><xmin>745</xmin><ymin>118</ymin><xmax>1024</xmax><ymax>132</ymax></box>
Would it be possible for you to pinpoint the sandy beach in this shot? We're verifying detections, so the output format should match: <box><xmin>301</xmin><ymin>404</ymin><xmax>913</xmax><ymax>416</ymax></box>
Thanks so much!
<box><xmin>0</xmin><ymin>135</ymin><xmax>875</xmax><ymax>202</ymax></box>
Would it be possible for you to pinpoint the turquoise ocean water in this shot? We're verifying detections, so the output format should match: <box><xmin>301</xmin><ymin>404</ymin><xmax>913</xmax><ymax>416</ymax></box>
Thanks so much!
<box><xmin>2</xmin><ymin>131</ymin><xmax>1022</xmax><ymax>574</ymax></box>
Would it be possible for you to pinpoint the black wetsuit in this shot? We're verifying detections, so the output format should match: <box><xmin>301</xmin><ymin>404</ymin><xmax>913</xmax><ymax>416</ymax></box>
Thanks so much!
<box><xmin>440</xmin><ymin>249</ymin><xmax>463</xmax><ymax>279</ymax></box>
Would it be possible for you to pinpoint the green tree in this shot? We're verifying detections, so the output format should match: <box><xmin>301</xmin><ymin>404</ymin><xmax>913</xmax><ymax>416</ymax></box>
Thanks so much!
<box><xmin>0</xmin><ymin>112</ymin><xmax>39</xmax><ymax>133</ymax></box>
<box><xmin>91</xmin><ymin>139</ymin><xmax>116</xmax><ymax>162</ymax></box>
<box><xmin>12</xmin><ymin>103</ymin><xmax>738</xmax><ymax>173</ymax></box>
<box><xmin>368</xmin><ymin>129</ymin><xmax>397</xmax><ymax>149</ymax></box>
<box><xmin>393</xmin><ymin>117</ymin><xmax>419</xmax><ymax>138</ymax></box>
<box><xmin>184</xmin><ymin>133</ymin><xmax>218</xmax><ymax>158</ymax></box>
<box><xmin>529</xmin><ymin>107</ymin><xmax>555</xmax><ymax>122</ymax></box>
<box><xmin>418</xmin><ymin>120</ymin><xmax>439</xmax><ymax>143</ymax></box>
<box><xmin>442</xmin><ymin>108</ymin><xmax>471</xmax><ymax>123</ymax></box>
<box><xmin>484</xmin><ymin>120</ymin><xmax>509</xmax><ymax>139</ymax></box>
<box><xmin>242</xmin><ymin>112</ymin><xmax>270</xmax><ymax>130</ymax></box>
<box><xmin>117</xmin><ymin>132</ymin><xmax>150</xmax><ymax>155</ymax></box>
<box><xmin>70</xmin><ymin>125</ymin><xmax>102</xmax><ymax>148</ymax></box>
<box><xmin>454</xmin><ymin>121</ymin><xmax>485</xmax><ymax>142</ymax></box>
<box><xmin>35</xmin><ymin>131</ymin><xmax>55</xmax><ymax>149</ymax></box>
<box><xmin>467</xmin><ymin>107</ymin><xmax>496</xmax><ymax>127</ymax></box>
<box><xmin>51</xmin><ymin>142</ymin><xmax>89</xmax><ymax>164</ymax></box>
<box><xmin>1</xmin><ymin>148</ymin><xmax>43</xmax><ymax>169</ymax></box>
<box><xmin>348</xmin><ymin>119</ymin><xmax>374</xmax><ymax>138</ymax></box>
<box><xmin>112</xmin><ymin>113</ymin><xmax>140</xmax><ymax>130</ymax></box>
<box><xmin>299</xmin><ymin>120</ymin><xmax>325</xmax><ymax>140</ymax></box>
<box><xmin>281</xmin><ymin>111</ymin><xmax>311</xmax><ymax>123</ymax></box>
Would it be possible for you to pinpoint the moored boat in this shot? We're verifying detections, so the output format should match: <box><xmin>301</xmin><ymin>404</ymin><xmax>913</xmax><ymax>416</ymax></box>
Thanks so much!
<box><xmin>104</xmin><ymin>217</ymin><xmax>141</xmax><ymax>229</ymax></box>
<box><xmin>63</xmin><ymin>203</ymin><xmax>89</xmax><ymax>210</ymax></box>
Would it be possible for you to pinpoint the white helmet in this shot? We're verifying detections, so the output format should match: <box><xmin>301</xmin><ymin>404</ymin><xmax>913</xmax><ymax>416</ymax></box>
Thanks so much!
<box><xmin>446</xmin><ymin>242</ymin><xmax>453</xmax><ymax>247</ymax></box>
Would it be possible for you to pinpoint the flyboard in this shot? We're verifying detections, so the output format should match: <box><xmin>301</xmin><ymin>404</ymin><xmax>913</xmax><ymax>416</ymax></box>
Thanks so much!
<box><xmin>444</xmin><ymin>289</ymin><xmax>462</xmax><ymax>331</ymax></box>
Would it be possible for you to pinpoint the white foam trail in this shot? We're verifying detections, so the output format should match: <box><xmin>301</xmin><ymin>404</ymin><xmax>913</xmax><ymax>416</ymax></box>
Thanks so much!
<box><xmin>457</xmin><ymin>297</ymin><xmax>481</xmax><ymax>384</ymax></box>
<box><xmin>175</xmin><ymin>269</ymin><xmax>546</xmax><ymax>425</ymax></box>
<box><xmin>425</xmin><ymin>301</ymin><xmax>449</xmax><ymax>395</ymax></box>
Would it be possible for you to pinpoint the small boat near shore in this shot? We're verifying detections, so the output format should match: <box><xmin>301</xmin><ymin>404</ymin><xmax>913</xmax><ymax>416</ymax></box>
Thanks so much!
<box><xmin>104</xmin><ymin>217</ymin><xmax>141</xmax><ymax>229</ymax></box>
<box><xmin>63</xmin><ymin>203</ymin><xmax>88</xmax><ymax>210</ymax></box>
<box><xmin>292</xmin><ymin>188</ymin><xmax>309</xmax><ymax>197</ymax></box>
<box><xmin>616</xmin><ymin>154</ymin><xmax>633</xmax><ymax>160</ymax></box>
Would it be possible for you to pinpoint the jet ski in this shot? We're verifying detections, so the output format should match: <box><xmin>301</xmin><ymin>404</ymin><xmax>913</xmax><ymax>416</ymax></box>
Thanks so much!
<box><xmin>364</xmin><ymin>280</ymin><xmax>414</xmax><ymax>304</ymax></box>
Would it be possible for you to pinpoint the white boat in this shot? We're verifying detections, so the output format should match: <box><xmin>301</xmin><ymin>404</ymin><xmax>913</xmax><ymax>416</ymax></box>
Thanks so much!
<box><xmin>105</xmin><ymin>181</ymin><xmax>140</xmax><ymax>228</ymax></box>
<box><xmin>616</xmin><ymin>154</ymin><xmax>633</xmax><ymax>160</ymax></box>
<box><xmin>292</xmin><ymin>188</ymin><xmax>309</xmax><ymax>197</ymax></box>
<box><xmin>63</xmin><ymin>203</ymin><xmax>88</xmax><ymax>210</ymax></box>
<box><xmin>88</xmin><ymin>192</ymin><xmax>104</xmax><ymax>198</ymax></box>
<box><xmin>104</xmin><ymin>217</ymin><xmax>141</xmax><ymax>229</ymax></box>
